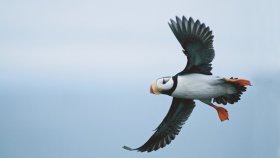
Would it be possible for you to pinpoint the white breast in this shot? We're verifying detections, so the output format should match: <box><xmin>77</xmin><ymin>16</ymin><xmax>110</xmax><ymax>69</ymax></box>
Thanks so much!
<box><xmin>171</xmin><ymin>74</ymin><xmax>236</xmax><ymax>99</ymax></box>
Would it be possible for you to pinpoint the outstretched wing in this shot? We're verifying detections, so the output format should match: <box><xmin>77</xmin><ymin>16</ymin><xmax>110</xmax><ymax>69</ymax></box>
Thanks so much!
<box><xmin>123</xmin><ymin>98</ymin><xmax>195</xmax><ymax>152</ymax></box>
<box><xmin>169</xmin><ymin>16</ymin><xmax>215</xmax><ymax>75</ymax></box>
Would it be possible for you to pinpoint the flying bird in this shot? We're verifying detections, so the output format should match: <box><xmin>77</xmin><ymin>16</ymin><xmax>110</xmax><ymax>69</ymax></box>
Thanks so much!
<box><xmin>123</xmin><ymin>16</ymin><xmax>251</xmax><ymax>152</ymax></box>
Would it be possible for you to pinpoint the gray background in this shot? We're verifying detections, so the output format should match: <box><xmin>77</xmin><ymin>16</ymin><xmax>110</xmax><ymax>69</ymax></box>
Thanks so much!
<box><xmin>0</xmin><ymin>0</ymin><xmax>279</xmax><ymax>157</ymax></box>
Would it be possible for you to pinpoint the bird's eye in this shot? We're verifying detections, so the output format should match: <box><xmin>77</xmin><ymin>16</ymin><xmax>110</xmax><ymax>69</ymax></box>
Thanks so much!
<box><xmin>162</xmin><ymin>78</ymin><xmax>167</xmax><ymax>84</ymax></box>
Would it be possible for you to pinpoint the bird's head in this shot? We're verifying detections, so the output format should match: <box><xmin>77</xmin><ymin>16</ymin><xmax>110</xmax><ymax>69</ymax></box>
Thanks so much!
<box><xmin>150</xmin><ymin>76</ymin><xmax>174</xmax><ymax>95</ymax></box>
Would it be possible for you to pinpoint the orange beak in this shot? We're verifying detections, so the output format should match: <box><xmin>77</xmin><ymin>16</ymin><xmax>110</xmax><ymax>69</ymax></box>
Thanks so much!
<box><xmin>149</xmin><ymin>80</ymin><xmax>161</xmax><ymax>95</ymax></box>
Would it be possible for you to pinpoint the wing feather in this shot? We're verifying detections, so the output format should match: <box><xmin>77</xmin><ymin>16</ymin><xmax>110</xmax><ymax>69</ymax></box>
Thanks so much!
<box><xmin>169</xmin><ymin>16</ymin><xmax>215</xmax><ymax>75</ymax></box>
<box><xmin>123</xmin><ymin>98</ymin><xmax>195</xmax><ymax>152</ymax></box>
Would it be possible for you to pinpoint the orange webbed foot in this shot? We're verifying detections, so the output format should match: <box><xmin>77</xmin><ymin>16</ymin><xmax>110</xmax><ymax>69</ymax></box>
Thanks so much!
<box><xmin>215</xmin><ymin>106</ymin><xmax>229</xmax><ymax>122</ymax></box>
<box><xmin>224</xmin><ymin>78</ymin><xmax>252</xmax><ymax>86</ymax></box>
<box><xmin>210</xmin><ymin>103</ymin><xmax>229</xmax><ymax>122</ymax></box>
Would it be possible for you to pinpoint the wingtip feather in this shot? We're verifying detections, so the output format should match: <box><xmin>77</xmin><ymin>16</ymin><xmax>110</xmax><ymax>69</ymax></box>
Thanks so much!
<box><xmin>123</xmin><ymin>146</ymin><xmax>135</xmax><ymax>151</ymax></box>
<box><xmin>189</xmin><ymin>17</ymin><xmax>194</xmax><ymax>23</ymax></box>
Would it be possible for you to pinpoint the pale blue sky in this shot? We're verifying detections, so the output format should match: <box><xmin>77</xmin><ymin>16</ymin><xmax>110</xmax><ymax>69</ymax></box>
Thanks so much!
<box><xmin>0</xmin><ymin>0</ymin><xmax>279</xmax><ymax>158</ymax></box>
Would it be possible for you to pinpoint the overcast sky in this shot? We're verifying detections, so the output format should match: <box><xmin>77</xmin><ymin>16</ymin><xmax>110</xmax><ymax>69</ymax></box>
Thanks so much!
<box><xmin>0</xmin><ymin>0</ymin><xmax>279</xmax><ymax>158</ymax></box>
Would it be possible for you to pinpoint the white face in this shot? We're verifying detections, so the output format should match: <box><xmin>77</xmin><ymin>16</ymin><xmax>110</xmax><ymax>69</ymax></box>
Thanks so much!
<box><xmin>150</xmin><ymin>76</ymin><xmax>174</xmax><ymax>94</ymax></box>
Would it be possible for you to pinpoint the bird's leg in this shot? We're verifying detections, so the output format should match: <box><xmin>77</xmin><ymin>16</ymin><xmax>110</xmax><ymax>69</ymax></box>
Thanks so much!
<box><xmin>209</xmin><ymin>103</ymin><xmax>229</xmax><ymax>121</ymax></box>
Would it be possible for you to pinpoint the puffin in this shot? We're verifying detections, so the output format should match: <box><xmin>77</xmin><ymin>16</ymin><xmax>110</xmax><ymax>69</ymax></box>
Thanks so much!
<box><xmin>123</xmin><ymin>16</ymin><xmax>251</xmax><ymax>152</ymax></box>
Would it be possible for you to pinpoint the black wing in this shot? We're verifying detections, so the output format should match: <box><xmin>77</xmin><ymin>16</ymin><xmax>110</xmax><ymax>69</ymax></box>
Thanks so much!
<box><xmin>169</xmin><ymin>16</ymin><xmax>215</xmax><ymax>75</ymax></box>
<box><xmin>123</xmin><ymin>98</ymin><xmax>195</xmax><ymax>152</ymax></box>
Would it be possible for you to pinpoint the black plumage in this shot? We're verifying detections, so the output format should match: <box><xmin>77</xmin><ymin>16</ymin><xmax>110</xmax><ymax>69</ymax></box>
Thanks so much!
<box><xmin>169</xmin><ymin>16</ymin><xmax>215</xmax><ymax>75</ymax></box>
<box><xmin>123</xmin><ymin>98</ymin><xmax>195</xmax><ymax>152</ymax></box>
